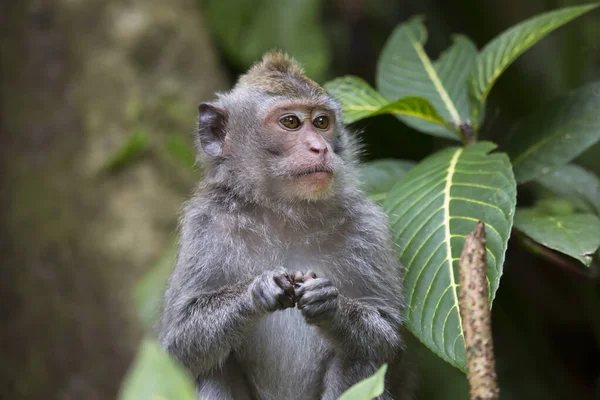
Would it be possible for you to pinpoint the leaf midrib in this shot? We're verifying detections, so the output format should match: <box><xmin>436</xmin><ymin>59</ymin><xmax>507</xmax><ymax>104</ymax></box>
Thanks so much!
<box><xmin>443</xmin><ymin>148</ymin><xmax>464</xmax><ymax>341</ymax></box>
<box><xmin>346</xmin><ymin>104</ymin><xmax>450</xmax><ymax>127</ymax></box>
<box><xmin>408</xmin><ymin>30</ymin><xmax>461</xmax><ymax>124</ymax></box>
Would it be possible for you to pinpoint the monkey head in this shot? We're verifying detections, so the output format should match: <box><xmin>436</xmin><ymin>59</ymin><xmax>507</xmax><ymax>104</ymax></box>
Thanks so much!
<box><xmin>196</xmin><ymin>51</ymin><xmax>357</xmax><ymax>204</ymax></box>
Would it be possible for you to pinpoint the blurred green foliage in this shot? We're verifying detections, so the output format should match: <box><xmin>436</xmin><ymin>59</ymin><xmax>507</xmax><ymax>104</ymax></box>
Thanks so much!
<box><xmin>166</xmin><ymin>134</ymin><xmax>197</xmax><ymax>170</ymax></box>
<box><xmin>202</xmin><ymin>0</ymin><xmax>330</xmax><ymax>81</ymax></box>
<box><xmin>133</xmin><ymin>243</ymin><xmax>178</xmax><ymax>331</ymax></box>
<box><xmin>101</xmin><ymin>128</ymin><xmax>149</xmax><ymax>173</ymax></box>
<box><xmin>337</xmin><ymin>365</ymin><xmax>387</xmax><ymax>400</ymax></box>
<box><xmin>119</xmin><ymin>340</ymin><xmax>197</xmax><ymax>400</ymax></box>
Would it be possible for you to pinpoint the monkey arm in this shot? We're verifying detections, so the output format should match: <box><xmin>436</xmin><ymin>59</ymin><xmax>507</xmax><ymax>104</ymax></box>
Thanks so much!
<box><xmin>157</xmin><ymin>204</ymin><xmax>266</xmax><ymax>378</ymax></box>
<box><xmin>318</xmin><ymin>295</ymin><xmax>404</xmax><ymax>363</ymax></box>
<box><xmin>159</xmin><ymin>280</ymin><xmax>259</xmax><ymax>378</ymax></box>
<box><xmin>314</xmin><ymin>203</ymin><xmax>405</xmax><ymax>363</ymax></box>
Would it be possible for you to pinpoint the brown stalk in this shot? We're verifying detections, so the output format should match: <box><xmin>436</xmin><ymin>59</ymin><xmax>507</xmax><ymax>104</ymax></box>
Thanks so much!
<box><xmin>458</xmin><ymin>221</ymin><xmax>500</xmax><ymax>400</ymax></box>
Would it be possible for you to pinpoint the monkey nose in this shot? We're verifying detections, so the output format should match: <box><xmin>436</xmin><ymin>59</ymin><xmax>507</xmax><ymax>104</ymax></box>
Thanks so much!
<box><xmin>306</xmin><ymin>137</ymin><xmax>328</xmax><ymax>155</ymax></box>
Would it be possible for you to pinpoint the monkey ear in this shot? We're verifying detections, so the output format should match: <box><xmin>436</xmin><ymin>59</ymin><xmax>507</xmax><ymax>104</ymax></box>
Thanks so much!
<box><xmin>197</xmin><ymin>102</ymin><xmax>228</xmax><ymax>157</ymax></box>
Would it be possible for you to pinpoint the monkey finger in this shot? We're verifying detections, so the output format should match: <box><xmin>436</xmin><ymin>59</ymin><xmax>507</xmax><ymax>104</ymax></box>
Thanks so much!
<box><xmin>294</xmin><ymin>279</ymin><xmax>317</xmax><ymax>300</ymax></box>
<box><xmin>298</xmin><ymin>288</ymin><xmax>337</xmax><ymax>309</ymax></box>
<box><xmin>277</xmin><ymin>293</ymin><xmax>295</xmax><ymax>309</ymax></box>
<box><xmin>296</xmin><ymin>288</ymin><xmax>325</xmax><ymax>307</ymax></box>
<box><xmin>300</xmin><ymin>301</ymin><xmax>326</xmax><ymax>316</ymax></box>
<box><xmin>314</xmin><ymin>287</ymin><xmax>339</xmax><ymax>302</ymax></box>
<box><xmin>294</xmin><ymin>284</ymin><xmax>308</xmax><ymax>300</ymax></box>
<box><xmin>273</xmin><ymin>274</ymin><xmax>294</xmax><ymax>292</ymax></box>
<box><xmin>298</xmin><ymin>278</ymin><xmax>332</xmax><ymax>294</ymax></box>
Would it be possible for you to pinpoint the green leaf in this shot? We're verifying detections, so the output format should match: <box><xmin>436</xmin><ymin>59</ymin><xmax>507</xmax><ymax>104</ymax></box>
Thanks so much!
<box><xmin>383</xmin><ymin>142</ymin><xmax>516</xmax><ymax>370</ymax></box>
<box><xmin>514</xmin><ymin>209</ymin><xmax>600</xmax><ymax>266</ymax></box>
<box><xmin>324</xmin><ymin>77</ymin><xmax>448</xmax><ymax>127</ymax></box>
<box><xmin>101</xmin><ymin>128</ymin><xmax>149</xmax><ymax>173</ymax></box>
<box><xmin>119</xmin><ymin>339</ymin><xmax>196</xmax><ymax>400</ymax></box>
<box><xmin>132</xmin><ymin>243</ymin><xmax>177</xmax><ymax>331</ymax></box>
<box><xmin>468</xmin><ymin>4</ymin><xmax>598</xmax><ymax>125</ymax></box>
<box><xmin>536</xmin><ymin>164</ymin><xmax>600</xmax><ymax>214</ymax></box>
<box><xmin>357</xmin><ymin>159</ymin><xmax>416</xmax><ymax>204</ymax></box>
<box><xmin>435</xmin><ymin>35</ymin><xmax>478</xmax><ymax>128</ymax></box>
<box><xmin>337</xmin><ymin>364</ymin><xmax>387</xmax><ymax>400</ymax></box>
<box><xmin>377</xmin><ymin>17</ymin><xmax>477</xmax><ymax>140</ymax></box>
<box><xmin>506</xmin><ymin>81</ymin><xmax>600</xmax><ymax>183</ymax></box>
<box><xmin>535</xmin><ymin>198</ymin><xmax>579</xmax><ymax>216</ymax></box>
<box><xmin>204</xmin><ymin>0</ymin><xmax>329</xmax><ymax>80</ymax></box>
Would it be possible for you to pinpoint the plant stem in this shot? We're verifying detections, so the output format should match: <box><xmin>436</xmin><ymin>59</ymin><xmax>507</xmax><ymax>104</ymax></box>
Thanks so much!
<box><xmin>459</xmin><ymin>122</ymin><xmax>476</xmax><ymax>145</ymax></box>
<box><xmin>513</xmin><ymin>229</ymin><xmax>600</xmax><ymax>281</ymax></box>
<box><xmin>458</xmin><ymin>221</ymin><xmax>499</xmax><ymax>400</ymax></box>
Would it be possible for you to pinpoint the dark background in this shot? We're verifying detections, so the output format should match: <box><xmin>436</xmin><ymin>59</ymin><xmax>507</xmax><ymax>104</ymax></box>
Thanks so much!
<box><xmin>1</xmin><ymin>0</ymin><xmax>599</xmax><ymax>399</ymax></box>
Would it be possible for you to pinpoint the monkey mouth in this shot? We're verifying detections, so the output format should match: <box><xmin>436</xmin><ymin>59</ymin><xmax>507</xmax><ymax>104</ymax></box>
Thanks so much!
<box><xmin>290</xmin><ymin>166</ymin><xmax>334</xmax><ymax>177</ymax></box>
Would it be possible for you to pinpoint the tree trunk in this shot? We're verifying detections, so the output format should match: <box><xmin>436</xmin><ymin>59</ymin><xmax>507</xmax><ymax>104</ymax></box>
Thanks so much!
<box><xmin>0</xmin><ymin>1</ymin><xmax>227</xmax><ymax>398</ymax></box>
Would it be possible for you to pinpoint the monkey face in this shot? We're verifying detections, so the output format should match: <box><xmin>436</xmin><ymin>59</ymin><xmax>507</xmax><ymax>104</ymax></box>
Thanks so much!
<box><xmin>261</xmin><ymin>98</ymin><xmax>338</xmax><ymax>201</ymax></box>
<box><xmin>196</xmin><ymin>51</ymin><xmax>354</xmax><ymax>205</ymax></box>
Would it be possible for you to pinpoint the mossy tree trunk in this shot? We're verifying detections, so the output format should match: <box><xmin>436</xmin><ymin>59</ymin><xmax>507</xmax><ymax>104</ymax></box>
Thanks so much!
<box><xmin>0</xmin><ymin>1</ymin><xmax>227</xmax><ymax>398</ymax></box>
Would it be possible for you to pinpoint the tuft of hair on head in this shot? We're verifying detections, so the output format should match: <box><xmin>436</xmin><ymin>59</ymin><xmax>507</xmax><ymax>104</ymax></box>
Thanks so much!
<box><xmin>235</xmin><ymin>50</ymin><xmax>326</xmax><ymax>98</ymax></box>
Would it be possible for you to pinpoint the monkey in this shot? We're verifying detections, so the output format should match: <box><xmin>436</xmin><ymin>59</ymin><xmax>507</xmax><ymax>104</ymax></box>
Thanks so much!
<box><xmin>157</xmin><ymin>50</ymin><xmax>411</xmax><ymax>400</ymax></box>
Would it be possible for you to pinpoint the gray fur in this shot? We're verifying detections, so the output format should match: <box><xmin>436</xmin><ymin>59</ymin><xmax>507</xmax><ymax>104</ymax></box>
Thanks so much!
<box><xmin>158</xmin><ymin>53</ymin><xmax>409</xmax><ymax>400</ymax></box>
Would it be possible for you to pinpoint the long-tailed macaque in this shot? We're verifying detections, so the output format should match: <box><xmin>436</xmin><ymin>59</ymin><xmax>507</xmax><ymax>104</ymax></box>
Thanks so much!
<box><xmin>158</xmin><ymin>51</ymin><xmax>410</xmax><ymax>400</ymax></box>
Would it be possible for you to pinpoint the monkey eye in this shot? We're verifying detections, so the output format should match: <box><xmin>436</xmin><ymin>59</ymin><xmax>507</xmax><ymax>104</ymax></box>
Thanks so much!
<box><xmin>279</xmin><ymin>115</ymin><xmax>301</xmax><ymax>130</ymax></box>
<box><xmin>313</xmin><ymin>115</ymin><xmax>330</xmax><ymax>130</ymax></box>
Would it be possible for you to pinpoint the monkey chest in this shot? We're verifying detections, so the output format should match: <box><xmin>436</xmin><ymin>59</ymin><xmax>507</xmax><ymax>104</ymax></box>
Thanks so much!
<box><xmin>237</xmin><ymin>308</ymin><xmax>330</xmax><ymax>400</ymax></box>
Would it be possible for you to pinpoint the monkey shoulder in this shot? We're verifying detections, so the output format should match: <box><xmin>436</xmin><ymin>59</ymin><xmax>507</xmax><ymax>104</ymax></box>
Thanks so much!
<box><xmin>179</xmin><ymin>196</ymin><xmax>245</xmax><ymax>241</ymax></box>
<box><xmin>175</xmin><ymin>195</ymin><xmax>266</xmax><ymax>285</ymax></box>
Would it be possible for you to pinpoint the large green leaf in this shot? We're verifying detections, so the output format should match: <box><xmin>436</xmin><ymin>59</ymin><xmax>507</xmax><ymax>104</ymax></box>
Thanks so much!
<box><xmin>468</xmin><ymin>4</ymin><xmax>598</xmax><ymax>126</ymax></box>
<box><xmin>383</xmin><ymin>142</ymin><xmax>516</xmax><ymax>369</ymax></box>
<box><xmin>505</xmin><ymin>81</ymin><xmax>600</xmax><ymax>183</ymax></box>
<box><xmin>357</xmin><ymin>159</ymin><xmax>416</xmax><ymax>204</ymax></box>
<box><xmin>324</xmin><ymin>76</ymin><xmax>447</xmax><ymax>127</ymax></box>
<box><xmin>337</xmin><ymin>364</ymin><xmax>387</xmax><ymax>400</ymax></box>
<box><xmin>119</xmin><ymin>339</ymin><xmax>196</xmax><ymax>400</ymax></box>
<box><xmin>514</xmin><ymin>209</ymin><xmax>600</xmax><ymax>266</ymax></box>
<box><xmin>536</xmin><ymin>164</ymin><xmax>600</xmax><ymax>215</ymax></box>
<box><xmin>377</xmin><ymin>17</ymin><xmax>477</xmax><ymax>140</ymax></box>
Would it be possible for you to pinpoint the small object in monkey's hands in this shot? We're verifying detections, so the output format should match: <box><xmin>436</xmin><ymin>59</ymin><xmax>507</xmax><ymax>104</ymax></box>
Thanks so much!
<box><xmin>291</xmin><ymin>270</ymin><xmax>317</xmax><ymax>288</ymax></box>
<box><xmin>290</xmin><ymin>271</ymin><xmax>317</xmax><ymax>304</ymax></box>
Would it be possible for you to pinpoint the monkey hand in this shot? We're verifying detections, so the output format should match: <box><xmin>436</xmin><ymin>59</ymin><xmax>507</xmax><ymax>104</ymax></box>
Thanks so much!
<box><xmin>249</xmin><ymin>270</ymin><xmax>295</xmax><ymax>313</ymax></box>
<box><xmin>294</xmin><ymin>272</ymin><xmax>339</xmax><ymax>325</ymax></box>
